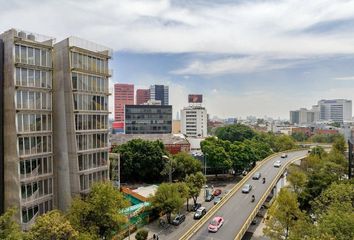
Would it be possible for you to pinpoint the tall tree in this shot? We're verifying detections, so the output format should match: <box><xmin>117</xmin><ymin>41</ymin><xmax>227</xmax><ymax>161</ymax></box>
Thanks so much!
<box><xmin>27</xmin><ymin>210</ymin><xmax>80</xmax><ymax>240</ymax></box>
<box><xmin>215</xmin><ymin>123</ymin><xmax>256</xmax><ymax>142</ymax></box>
<box><xmin>67</xmin><ymin>182</ymin><xmax>129</xmax><ymax>239</ymax></box>
<box><xmin>151</xmin><ymin>183</ymin><xmax>185</xmax><ymax>223</ymax></box>
<box><xmin>287</xmin><ymin>166</ymin><xmax>307</xmax><ymax>194</ymax></box>
<box><xmin>172</xmin><ymin>152</ymin><xmax>202</xmax><ymax>180</ymax></box>
<box><xmin>201</xmin><ymin>142</ymin><xmax>231</xmax><ymax>177</ymax></box>
<box><xmin>185</xmin><ymin>172</ymin><xmax>206</xmax><ymax>206</ymax></box>
<box><xmin>332</xmin><ymin>135</ymin><xmax>346</xmax><ymax>154</ymax></box>
<box><xmin>0</xmin><ymin>208</ymin><xmax>23</xmax><ymax>240</ymax></box>
<box><xmin>273</xmin><ymin>135</ymin><xmax>296</xmax><ymax>152</ymax></box>
<box><xmin>264</xmin><ymin>188</ymin><xmax>304</xmax><ymax>240</ymax></box>
<box><xmin>112</xmin><ymin>139</ymin><xmax>168</xmax><ymax>183</ymax></box>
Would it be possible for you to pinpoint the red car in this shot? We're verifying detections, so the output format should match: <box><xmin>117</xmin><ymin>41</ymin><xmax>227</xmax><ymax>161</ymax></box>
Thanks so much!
<box><xmin>208</xmin><ymin>216</ymin><xmax>224</xmax><ymax>232</ymax></box>
<box><xmin>213</xmin><ymin>189</ymin><xmax>222</xmax><ymax>196</ymax></box>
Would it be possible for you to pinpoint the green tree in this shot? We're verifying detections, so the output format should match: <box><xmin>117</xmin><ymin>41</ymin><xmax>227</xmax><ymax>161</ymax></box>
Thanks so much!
<box><xmin>185</xmin><ymin>172</ymin><xmax>206</xmax><ymax>206</ymax></box>
<box><xmin>27</xmin><ymin>210</ymin><xmax>79</xmax><ymax>240</ymax></box>
<box><xmin>174</xmin><ymin>152</ymin><xmax>202</xmax><ymax>180</ymax></box>
<box><xmin>309</xmin><ymin>146</ymin><xmax>326</xmax><ymax>159</ymax></box>
<box><xmin>273</xmin><ymin>135</ymin><xmax>296</xmax><ymax>152</ymax></box>
<box><xmin>201</xmin><ymin>142</ymin><xmax>231</xmax><ymax>177</ymax></box>
<box><xmin>135</xmin><ymin>229</ymin><xmax>148</xmax><ymax>240</ymax></box>
<box><xmin>291</xmin><ymin>132</ymin><xmax>308</xmax><ymax>142</ymax></box>
<box><xmin>0</xmin><ymin>208</ymin><xmax>23</xmax><ymax>240</ymax></box>
<box><xmin>287</xmin><ymin>166</ymin><xmax>307</xmax><ymax>194</ymax></box>
<box><xmin>264</xmin><ymin>188</ymin><xmax>304</xmax><ymax>240</ymax></box>
<box><xmin>215</xmin><ymin>123</ymin><xmax>256</xmax><ymax>142</ymax></box>
<box><xmin>152</xmin><ymin>183</ymin><xmax>185</xmax><ymax>223</ymax></box>
<box><xmin>112</xmin><ymin>139</ymin><xmax>168</xmax><ymax>183</ymax></box>
<box><xmin>332</xmin><ymin>135</ymin><xmax>346</xmax><ymax>154</ymax></box>
<box><xmin>67</xmin><ymin>182</ymin><xmax>129</xmax><ymax>239</ymax></box>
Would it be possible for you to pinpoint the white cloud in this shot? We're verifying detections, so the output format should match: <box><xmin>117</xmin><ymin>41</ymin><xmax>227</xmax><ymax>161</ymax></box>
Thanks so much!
<box><xmin>1</xmin><ymin>0</ymin><xmax>354</xmax><ymax>56</ymax></box>
<box><xmin>333</xmin><ymin>76</ymin><xmax>354</xmax><ymax>81</ymax></box>
<box><xmin>171</xmin><ymin>56</ymin><xmax>301</xmax><ymax>75</ymax></box>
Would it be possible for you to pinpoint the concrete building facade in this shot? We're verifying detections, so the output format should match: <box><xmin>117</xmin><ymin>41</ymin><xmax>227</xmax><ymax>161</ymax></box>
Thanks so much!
<box><xmin>290</xmin><ymin>108</ymin><xmax>315</xmax><ymax>125</ymax></box>
<box><xmin>150</xmin><ymin>84</ymin><xmax>169</xmax><ymax>105</ymax></box>
<box><xmin>181</xmin><ymin>106</ymin><xmax>207</xmax><ymax>138</ymax></box>
<box><xmin>53</xmin><ymin>37</ymin><xmax>110</xmax><ymax>211</ymax></box>
<box><xmin>0</xmin><ymin>29</ymin><xmax>111</xmax><ymax>228</ymax></box>
<box><xmin>136</xmin><ymin>89</ymin><xmax>150</xmax><ymax>105</ymax></box>
<box><xmin>0</xmin><ymin>29</ymin><xmax>55</xmax><ymax>229</ymax></box>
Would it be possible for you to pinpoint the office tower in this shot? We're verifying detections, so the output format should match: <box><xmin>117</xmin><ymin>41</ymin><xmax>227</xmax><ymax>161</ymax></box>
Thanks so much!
<box><xmin>0</xmin><ymin>29</ymin><xmax>55</xmax><ymax>228</ymax></box>
<box><xmin>136</xmin><ymin>89</ymin><xmax>150</xmax><ymax>105</ymax></box>
<box><xmin>125</xmin><ymin>105</ymin><xmax>172</xmax><ymax>134</ymax></box>
<box><xmin>114</xmin><ymin>83</ymin><xmax>134</xmax><ymax>122</ymax></box>
<box><xmin>318</xmin><ymin>99</ymin><xmax>352</xmax><ymax>122</ymax></box>
<box><xmin>53</xmin><ymin>37</ymin><xmax>110</xmax><ymax>211</ymax></box>
<box><xmin>150</xmin><ymin>84</ymin><xmax>169</xmax><ymax>105</ymax></box>
<box><xmin>181</xmin><ymin>94</ymin><xmax>207</xmax><ymax>138</ymax></box>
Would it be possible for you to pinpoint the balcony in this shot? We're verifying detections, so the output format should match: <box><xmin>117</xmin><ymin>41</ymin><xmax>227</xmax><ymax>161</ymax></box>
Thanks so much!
<box><xmin>20</xmin><ymin>166</ymin><xmax>39</xmax><ymax>181</ymax></box>
<box><xmin>21</xmin><ymin>189</ymin><xmax>39</xmax><ymax>205</ymax></box>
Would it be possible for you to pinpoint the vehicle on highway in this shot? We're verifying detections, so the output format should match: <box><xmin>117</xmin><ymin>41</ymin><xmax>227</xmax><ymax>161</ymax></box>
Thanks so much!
<box><xmin>213</xmin><ymin>189</ymin><xmax>222</xmax><ymax>196</ymax></box>
<box><xmin>281</xmin><ymin>153</ymin><xmax>288</xmax><ymax>158</ymax></box>
<box><xmin>242</xmin><ymin>170</ymin><xmax>248</xmax><ymax>176</ymax></box>
<box><xmin>205</xmin><ymin>194</ymin><xmax>214</xmax><ymax>202</ymax></box>
<box><xmin>194</xmin><ymin>207</ymin><xmax>206</xmax><ymax>219</ymax></box>
<box><xmin>252</xmin><ymin>172</ymin><xmax>261</xmax><ymax>180</ymax></box>
<box><xmin>242</xmin><ymin>184</ymin><xmax>252</xmax><ymax>193</ymax></box>
<box><xmin>214</xmin><ymin>196</ymin><xmax>222</xmax><ymax>205</ymax></box>
<box><xmin>192</xmin><ymin>203</ymin><xmax>202</xmax><ymax>212</ymax></box>
<box><xmin>208</xmin><ymin>216</ymin><xmax>224</xmax><ymax>232</ymax></box>
<box><xmin>172</xmin><ymin>214</ymin><xmax>186</xmax><ymax>226</ymax></box>
<box><xmin>273</xmin><ymin>160</ymin><xmax>282</xmax><ymax>168</ymax></box>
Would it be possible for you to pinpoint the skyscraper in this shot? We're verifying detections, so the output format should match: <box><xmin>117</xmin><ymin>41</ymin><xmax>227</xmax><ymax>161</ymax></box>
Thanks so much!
<box><xmin>150</xmin><ymin>84</ymin><xmax>169</xmax><ymax>105</ymax></box>
<box><xmin>114</xmin><ymin>83</ymin><xmax>134</xmax><ymax>122</ymax></box>
<box><xmin>0</xmin><ymin>29</ymin><xmax>55</xmax><ymax>229</ymax></box>
<box><xmin>136</xmin><ymin>88</ymin><xmax>150</xmax><ymax>105</ymax></box>
<box><xmin>0</xmin><ymin>29</ymin><xmax>111</xmax><ymax>228</ymax></box>
<box><xmin>181</xmin><ymin>94</ymin><xmax>207</xmax><ymax>138</ymax></box>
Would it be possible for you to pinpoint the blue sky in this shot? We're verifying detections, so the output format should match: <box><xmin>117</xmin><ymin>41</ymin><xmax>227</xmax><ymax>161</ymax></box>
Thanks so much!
<box><xmin>1</xmin><ymin>0</ymin><xmax>354</xmax><ymax>119</ymax></box>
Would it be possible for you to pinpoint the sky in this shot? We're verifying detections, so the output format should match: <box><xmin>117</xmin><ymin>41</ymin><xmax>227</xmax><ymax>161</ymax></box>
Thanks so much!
<box><xmin>1</xmin><ymin>0</ymin><xmax>354</xmax><ymax>119</ymax></box>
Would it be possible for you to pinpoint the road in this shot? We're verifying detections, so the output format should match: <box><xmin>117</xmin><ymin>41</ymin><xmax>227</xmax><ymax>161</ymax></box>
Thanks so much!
<box><xmin>189</xmin><ymin>150</ymin><xmax>308</xmax><ymax>240</ymax></box>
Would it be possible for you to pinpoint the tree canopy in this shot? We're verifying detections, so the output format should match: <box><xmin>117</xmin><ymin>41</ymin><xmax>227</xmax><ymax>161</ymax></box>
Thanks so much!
<box><xmin>0</xmin><ymin>208</ymin><xmax>23</xmax><ymax>240</ymax></box>
<box><xmin>185</xmin><ymin>172</ymin><xmax>206</xmax><ymax>206</ymax></box>
<box><xmin>112</xmin><ymin>139</ymin><xmax>168</xmax><ymax>183</ymax></box>
<box><xmin>215</xmin><ymin>123</ymin><xmax>256</xmax><ymax>142</ymax></box>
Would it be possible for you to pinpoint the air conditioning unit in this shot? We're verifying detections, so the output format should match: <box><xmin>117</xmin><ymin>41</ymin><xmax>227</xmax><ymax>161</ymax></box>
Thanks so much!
<box><xmin>18</xmin><ymin>31</ymin><xmax>26</xmax><ymax>39</ymax></box>
<box><xmin>27</xmin><ymin>34</ymin><xmax>35</xmax><ymax>41</ymax></box>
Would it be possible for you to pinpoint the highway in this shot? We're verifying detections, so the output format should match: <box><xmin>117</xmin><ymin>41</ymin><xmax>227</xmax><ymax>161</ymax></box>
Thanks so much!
<box><xmin>188</xmin><ymin>150</ymin><xmax>308</xmax><ymax>240</ymax></box>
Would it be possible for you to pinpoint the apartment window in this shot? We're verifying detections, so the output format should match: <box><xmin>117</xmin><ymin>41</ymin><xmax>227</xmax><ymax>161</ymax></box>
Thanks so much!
<box><xmin>18</xmin><ymin>135</ymin><xmax>52</xmax><ymax>156</ymax></box>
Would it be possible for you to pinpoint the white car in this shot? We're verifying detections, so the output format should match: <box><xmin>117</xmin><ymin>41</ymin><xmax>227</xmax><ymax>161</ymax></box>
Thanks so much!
<box><xmin>273</xmin><ymin>160</ymin><xmax>282</xmax><ymax>168</ymax></box>
<box><xmin>281</xmin><ymin>153</ymin><xmax>288</xmax><ymax>158</ymax></box>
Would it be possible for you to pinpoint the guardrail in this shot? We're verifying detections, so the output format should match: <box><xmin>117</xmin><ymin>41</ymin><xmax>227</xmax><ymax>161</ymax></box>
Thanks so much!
<box><xmin>233</xmin><ymin>153</ymin><xmax>308</xmax><ymax>240</ymax></box>
<box><xmin>179</xmin><ymin>149</ymin><xmax>306</xmax><ymax>240</ymax></box>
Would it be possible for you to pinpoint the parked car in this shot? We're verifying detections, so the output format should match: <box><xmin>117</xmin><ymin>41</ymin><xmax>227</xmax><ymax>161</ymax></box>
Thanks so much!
<box><xmin>252</xmin><ymin>172</ymin><xmax>261</xmax><ymax>180</ymax></box>
<box><xmin>273</xmin><ymin>160</ymin><xmax>282</xmax><ymax>168</ymax></box>
<box><xmin>194</xmin><ymin>207</ymin><xmax>206</xmax><ymax>219</ymax></box>
<box><xmin>213</xmin><ymin>189</ymin><xmax>222</xmax><ymax>196</ymax></box>
<box><xmin>192</xmin><ymin>203</ymin><xmax>202</xmax><ymax>212</ymax></box>
<box><xmin>214</xmin><ymin>196</ymin><xmax>222</xmax><ymax>205</ymax></box>
<box><xmin>205</xmin><ymin>194</ymin><xmax>214</xmax><ymax>202</ymax></box>
<box><xmin>281</xmin><ymin>153</ymin><xmax>288</xmax><ymax>158</ymax></box>
<box><xmin>208</xmin><ymin>216</ymin><xmax>224</xmax><ymax>232</ymax></box>
<box><xmin>242</xmin><ymin>184</ymin><xmax>252</xmax><ymax>193</ymax></box>
<box><xmin>172</xmin><ymin>214</ymin><xmax>186</xmax><ymax>226</ymax></box>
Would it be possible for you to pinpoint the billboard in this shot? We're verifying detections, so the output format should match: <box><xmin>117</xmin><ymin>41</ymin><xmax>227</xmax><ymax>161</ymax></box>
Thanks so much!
<box><xmin>188</xmin><ymin>94</ymin><xmax>203</xmax><ymax>103</ymax></box>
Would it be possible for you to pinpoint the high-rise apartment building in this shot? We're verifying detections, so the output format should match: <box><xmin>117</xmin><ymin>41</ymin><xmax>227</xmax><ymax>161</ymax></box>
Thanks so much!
<box><xmin>290</xmin><ymin>108</ymin><xmax>315</xmax><ymax>125</ymax></box>
<box><xmin>114</xmin><ymin>83</ymin><xmax>134</xmax><ymax>122</ymax></box>
<box><xmin>0</xmin><ymin>29</ymin><xmax>111</xmax><ymax>228</ymax></box>
<box><xmin>150</xmin><ymin>85</ymin><xmax>169</xmax><ymax>105</ymax></box>
<box><xmin>136</xmin><ymin>89</ymin><xmax>150</xmax><ymax>105</ymax></box>
<box><xmin>181</xmin><ymin>95</ymin><xmax>207</xmax><ymax>138</ymax></box>
<box><xmin>318</xmin><ymin>99</ymin><xmax>352</xmax><ymax>122</ymax></box>
<box><xmin>53</xmin><ymin>37</ymin><xmax>110</xmax><ymax>211</ymax></box>
<box><xmin>0</xmin><ymin>29</ymin><xmax>55</xmax><ymax>229</ymax></box>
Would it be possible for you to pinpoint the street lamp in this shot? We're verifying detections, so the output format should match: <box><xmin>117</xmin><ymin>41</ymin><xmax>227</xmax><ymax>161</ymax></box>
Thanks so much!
<box><xmin>163</xmin><ymin>155</ymin><xmax>173</xmax><ymax>183</ymax></box>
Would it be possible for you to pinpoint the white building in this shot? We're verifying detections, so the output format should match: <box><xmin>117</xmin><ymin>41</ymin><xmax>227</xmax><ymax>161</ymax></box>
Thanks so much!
<box><xmin>181</xmin><ymin>106</ymin><xmax>207</xmax><ymax>138</ymax></box>
<box><xmin>318</xmin><ymin>99</ymin><xmax>352</xmax><ymax>123</ymax></box>
<box><xmin>290</xmin><ymin>108</ymin><xmax>317</xmax><ymax>125</ymax></box>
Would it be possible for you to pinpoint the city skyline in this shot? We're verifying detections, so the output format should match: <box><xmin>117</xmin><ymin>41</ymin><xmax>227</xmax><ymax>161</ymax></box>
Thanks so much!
<box><xmin>1</xmin><ymin>0</ymin><xmax>354</xmax><ymax>119</ymax></box>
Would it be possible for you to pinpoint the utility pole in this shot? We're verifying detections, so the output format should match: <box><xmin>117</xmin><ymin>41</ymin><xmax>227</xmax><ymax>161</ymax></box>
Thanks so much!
<box><xmin>117</xmin><ymin>153</ymin><xmax>121</xmax><ymax>189</ymax></box>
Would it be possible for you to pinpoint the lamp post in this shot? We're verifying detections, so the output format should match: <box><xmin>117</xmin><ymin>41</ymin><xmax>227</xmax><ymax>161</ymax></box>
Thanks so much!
<box><xmin>203</xmin><ymin>153</ymin><xmax>208</xmax><ymax>198</ymax></box>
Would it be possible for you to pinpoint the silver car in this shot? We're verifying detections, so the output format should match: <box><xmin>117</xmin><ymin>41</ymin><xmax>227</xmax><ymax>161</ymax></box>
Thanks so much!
<box><xmin>273</xmin><ymin>160</ymin><xmax>282</xmax><ymax>168</ymax></box>
<box><xmin>242</xmin><ymin>184</ymin><xmax>252</xmax><ymax>193</ymax></box>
